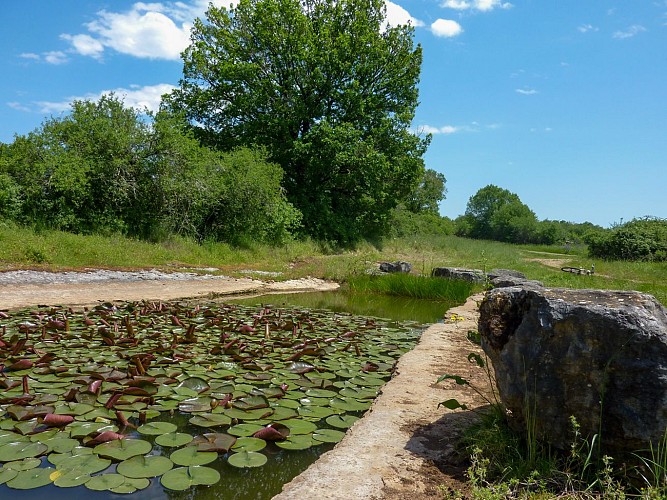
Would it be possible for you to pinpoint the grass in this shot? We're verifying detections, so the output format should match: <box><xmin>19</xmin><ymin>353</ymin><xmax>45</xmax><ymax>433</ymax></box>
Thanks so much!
<box><xmin>347</xmin><ymin>273</ymin><xmax>480</xmax><ymax>301</ymax></box>
<box><xmin>1</xmin><ymin>223</ymin><xmax>666</xmax><ymax>305</ymax></box>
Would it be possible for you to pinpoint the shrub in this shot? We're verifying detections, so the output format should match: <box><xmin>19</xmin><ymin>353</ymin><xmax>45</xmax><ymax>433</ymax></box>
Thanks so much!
<box><xmin>588</xmin><ymin>217</ymin><xmax>667</xmax><ymax>261</ymax></box>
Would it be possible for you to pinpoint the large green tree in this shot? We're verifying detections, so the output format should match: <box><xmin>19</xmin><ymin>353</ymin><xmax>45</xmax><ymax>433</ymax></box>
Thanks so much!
<box><xmin>166</xmin><ymin>0</ymin><xmax>428</xmax><ymax>244</ymax></box>
<box><xmin>457</xmin><ymin>184</ymin><xmax>538</xmax><ymax>243</ymax></box>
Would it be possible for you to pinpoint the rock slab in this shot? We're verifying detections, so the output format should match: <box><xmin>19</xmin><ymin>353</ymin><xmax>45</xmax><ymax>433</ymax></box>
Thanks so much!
<box><xmin>479</xmin><ymin>286</ymin><xmax>667</xmax><ymax>455</ymax></box>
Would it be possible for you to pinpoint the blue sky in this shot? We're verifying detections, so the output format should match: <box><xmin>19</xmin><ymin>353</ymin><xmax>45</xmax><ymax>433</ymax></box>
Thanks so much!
<box><xmin>2</xmin><ymin>0</ymin><xmax>666</xmax><ymax>227</ymax></box>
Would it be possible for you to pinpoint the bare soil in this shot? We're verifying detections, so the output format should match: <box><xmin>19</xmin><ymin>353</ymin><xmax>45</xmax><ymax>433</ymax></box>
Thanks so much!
<box><xmin>0</xmin><ymin>274</ymin><xmax>489</xmax><ymax>499</ymax></box>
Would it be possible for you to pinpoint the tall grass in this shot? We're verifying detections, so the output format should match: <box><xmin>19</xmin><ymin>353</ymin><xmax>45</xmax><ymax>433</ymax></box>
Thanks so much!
<box><xmin>347</xmin><ymin>273</ymin><xmax>479</xmax><ymax>302</ymax></box>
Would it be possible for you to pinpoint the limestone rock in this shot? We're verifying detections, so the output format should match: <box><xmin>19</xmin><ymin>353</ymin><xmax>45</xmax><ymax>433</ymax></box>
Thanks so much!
<box><xmin>479</xmin><ymin>286</ymin><xmax>667</xmax><ymax>455</ymax></box>
<box><xmin>431</xmin><ymin>267</ymin><xmax>485</xmax><ymax>283</ymax></box>
<box><xmin>379</xmin><ymin>261</ymin><xmax>412</xmax><ymax>273</ymax></box>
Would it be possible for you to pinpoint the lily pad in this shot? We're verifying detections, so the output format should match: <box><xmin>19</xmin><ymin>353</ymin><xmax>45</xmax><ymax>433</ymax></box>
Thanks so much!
<box><xmin>193</xmin><ymin>432</ymin><xmax>237</xmax><ymax>453</ymax></box>
<box><xmin>0</xmin><ymin>441</ymin><xmax>48</xmax><ymax>462</ymax></box>
<box><xmin>109</xmin><ymin>476</ymin><xmax>150</xmax><ymax>494</ymax></box>
<box><xmin>136</xmin><ymin>421</ymin><xmax>178</xmax><ymax>435</ymax></box>
<box><xmin>50</xmin><ymin>468</ymin><xmax>92</xmax><ymax>488</ymax></box>
<box><xmin>6</xmin><ymin>467</ymin><xmax>55</xmax><ymax>489</ymax></box>
<box><xmin>227</xmin><ymin>423</ymin><xmax>264</xmax><ymax>437</ymax></box>
<box><xmin>188</xmin><ymin>413</ymin><xmax>232</xmax><ymax>428</ymax></box>
<box><xmin>231</xmin><ymin>437</ymin><xmax>267</xmax><ymax>452</ymax></box>
<box><xmin>85</xmin><ymin>473</ymin><xmax>125</xmax><ymax>491</ymax></box>
<box><xmin>326</xmin><ymin>414</ymin><xmax>360</xmax><ymax>429</ymax></box>
<box><xmin>155</xmin><ymin>432</ymin><xmax>193</xmax><ymax>447</ymax></box>
<box><xmin>227</xmin><ymin>450</ymin><xmax>267</xmax><ymax>468</ymax></box>
<box><xmin>0</xmin><ymin>468</ymin><xmax>19</xmax><ymax>485</ymax></box>
<box><xmin>116</xmin><ymin>455</ymin><xmax>173</xmax><ymax>478</ymax></box>
<box><xmin>3</xmin><ymin>457</ymin><xmax>41</xmax><ymax>471</ymax></box>
<box><xmin>55</xmin><ymin>454</ymin><xmax>111</xmax><ymax>474</ymax></box>
<box><xmin>160</xmin><ymin>465</ymin><xmax>220</xmax><ymax>491</ymax></box>
<box><xmin>281</xmin><ymin>419</ymin><xmax>318</xmax><ymax>435</ymax></box>
<box><xmin>275</xmin><ymin>435</ymin><xmax>315</xmax><ymax>450</ymax></box>
<box><xmin>170</xmin><ymin>446</ymin><xmax>218</xmax><ymax>466</ymax></box>
<box><xmin>94</xmin><ymin>439</ymin><xmax>152</xmax><ymax>461</ymax></box>
<box><xmin>312</xmin><ymin>428</ymin><xmax>346</xmax><ymax>443</ymax></box>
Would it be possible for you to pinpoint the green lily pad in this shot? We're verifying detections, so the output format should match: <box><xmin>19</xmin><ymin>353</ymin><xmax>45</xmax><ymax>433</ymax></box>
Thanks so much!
<box><xmin>297</xmin><ymin>406</ymin><xmax>336</xmax><ymax>419</ymax></box>
<box><xmin>109</xmin><ymin>476</ymin><xmax>150</xmax><ymax>494</ymax></box>
<box><xmin>42</xmin><ymin>436</ymin><xmax>79</xmax><ymax>454</ymax></box>
<box><xmin>51</xmin><ymin>468</ymin><xmax>92</xmax><ymax>488</ymax></box>
<box><xmin>170</xmin><ymin>446</ymin><xmax>218</xmax><ymax>466</ymax></box>
<box><xmin>227</xmin><ymin>450</ymin><xmax>267</xmax><ymax>468</ymax></box>
<box><xmin>179</xmin><ymin>396</ymin><xmax>213</xmax><ymax>413</ymax></box>
<box><xmin>304</xmin><ymin>388</ymin><xmax>338</xmax><ymax>398</ymax></box>
<box><xmin>55</xmin><ymin>454</ymin><xmax>111</xmax><ymax>474</ymax></box>
<box><xmin>68</xmin><ymin>421</ymin><xmax>117</xmax><ymax>438</ymax></box>
<box><xmin>224</xmin><ymin>407</ymin><xmax>273</xmax><ymax>420</ymax></box>
<box><xmin>85</xmin><ymin>473</ymin><xmax>125</xmax><ymax>491</ymax></box>
<box><xmin>0</xmin><ymin>441</ymin><xmax>48</xmax><ymax>462</ymax></box>
<box><xmin>281</xmin><ymin>419</ymin><xmax>318</xmax><ymax>435</ymax></box>
<box><xmin>160</xmin><ymin>465</ymin><xmax>220</xmax><ymax>491</ymax></box>
<box><xmin>155</xmin><ymin>432</ymin><xmax>193</xmax><ymax>447</ymax></box>
<box><xmin>326</xmin><ymin>414</ymin><xmax>360</xmax><ymax>429</ymax></box>
<box><xmin>0</xmin><ymin>468</ymin><xmax>19</xmax><ymax>485</ymax></box>
<box><xmin>312</xmin><ymin>428</ymin><xmax>346</xmax><ymax>443</ymax></box>
<box><xmin>6</xmin><ymin>467</ymin><xmax>55</xmax><ymax>489</ymax></box>
<box><xmin>3</xmin><ymin>457</ymin><xmax>41</xmax><ymax>470</ymax></box>
<box><xmin>117</xmin><ymin>455</ymin><xmax>173</xmax><ymax>478</ymax></box>
<box><xmin>94</xmin><ymin>439</ymin><xmax>152</xmax><ymax>461</ymax></box>
<box><xmin>231</xmin><ymin>437</ymin><xmax>267</xmax><ymax>452</ymax></box>
<box><xmin>330</xmin><ymin>397</ymin><xmax>371</xmax><ymax>411</ymax></box>
<box><xmin>275</xmin><ymin>434</ymin><xmax>315</xmax><ymax>450</ymax></box>
<box><xmin>227</xmin><ymin>423</ymin><xmax>264</xmax><ymax>437</ymax></box>
<box><xmin>193</xmin><ymin>432</ymin><xmax>237</xmax><ymax>453</ymax></box>
<box><xmin>136</xmin><ymin>421</ymin><xmax>178</xmax><ymax>435</ymax></box>
<box><xmin>188</xmin><ymin>413</ymin><xmax>232</xmax><ymax>428</ymax></box>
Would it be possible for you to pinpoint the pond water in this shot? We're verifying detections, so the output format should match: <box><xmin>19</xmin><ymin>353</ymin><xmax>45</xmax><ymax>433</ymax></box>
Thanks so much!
<box><xmin>0</xmin><ymin>291</ymin><xmax>454</xmax><ymax>500</ymax></box>
<box><xmin>228</xmin><ymin>290</ymin><xmax>451</xmax><ymax>325</ymax></box>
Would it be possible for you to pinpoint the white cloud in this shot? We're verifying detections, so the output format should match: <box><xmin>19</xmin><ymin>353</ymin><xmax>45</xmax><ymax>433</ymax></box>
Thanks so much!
<box><xmin>43</xmin><ymin>51</ymin><xmax>69</xmax><ymax>65</ymax></box>
<box><xmin>431</xmin><ymin>19</ymin><xmax>463</xmax><ymax>37</ymax></box>
<box><xmin>613</xmin><ymin>24</ymin><xmax>647</xmax><ymax>39</ymax></box>
<box><xmin>7</xmin><ymin>102</ymin><xmax>31</xmax><ymax>112</ymax></box>
<box><xmin>384</xmin><ymin>1</ymin><xmax>424</xmax><ymax>27</ymax></box>
<box><xmin>515</xmin><ymin>88</ymin><xmax>538</xmax><ymax>95</ymax></box>
<box><xmin>416</xmin><ymin>123</ymin><xmax>484</xmax><ymax>134</ymax></box>
<box><xmin>577</xmin><ymin>24</ymin><xmax>598</xmax><ymax>33</ymax></box>
<box><xmin>60</xmin><ymin>34</ymin><xmax>105</xmax><ymax>59</ymax></box>
<box><xmin>19</xmin><ymin>53</ymin><xmax>40</xmax><ymax>61</ymax></box>
<box><xmin>441</xmin><ymin>0</ymin><xmax>512</xmax><ymax>12</ymax></box>
<box><xmin>34</xmin><ymin>83</ymin><xmax>176</xmax><ymax>115</ymax></box>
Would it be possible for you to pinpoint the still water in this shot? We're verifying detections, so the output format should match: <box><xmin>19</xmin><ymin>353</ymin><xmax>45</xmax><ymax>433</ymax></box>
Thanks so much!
<box><xmin>0</xmin><ymin>291</ymin><xmax>451</xmax><ymax>500</ymax></box>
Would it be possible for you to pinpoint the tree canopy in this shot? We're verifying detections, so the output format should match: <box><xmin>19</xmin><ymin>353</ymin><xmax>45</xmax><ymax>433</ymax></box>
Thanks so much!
<box><xmin>166</xmin><ymin>0</ymin><xmax>428</xmax><ymax>244</ymax></box>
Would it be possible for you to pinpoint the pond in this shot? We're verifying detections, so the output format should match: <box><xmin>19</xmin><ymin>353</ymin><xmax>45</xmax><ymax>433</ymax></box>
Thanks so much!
<box><xmin>0</xmin><ymin>292</ymin><xmax>449</xmax><ymax>499</ymax></box>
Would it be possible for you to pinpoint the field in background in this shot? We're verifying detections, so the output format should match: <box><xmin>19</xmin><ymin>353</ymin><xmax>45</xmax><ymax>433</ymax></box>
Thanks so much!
<box><xmin>1</xmin><ymin>224</ymin><xmax>665</xmax><ymax>306</ymax></box>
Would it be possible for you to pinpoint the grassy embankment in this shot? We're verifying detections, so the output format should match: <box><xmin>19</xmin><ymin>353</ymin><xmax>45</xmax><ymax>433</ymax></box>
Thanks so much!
<box><xmin>2</xmin><ymin>223</ymin><xmax>665</xmax><ymax>305</ymax></box>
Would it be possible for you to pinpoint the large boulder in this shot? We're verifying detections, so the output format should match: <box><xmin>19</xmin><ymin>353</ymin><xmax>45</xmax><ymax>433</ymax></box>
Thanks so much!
<box><xmin>431</xmin><ymin>267</ymin><xmax>485</xmax><ymax>283</ymax></box>
<box><xmin>479</xmin><ymin>286</ymin><xmax>667</xmax><ymax>455</ymax></box>
<box><xmin>379</xmin><ymin>261</ymin><xmax>412</xmax><ymax>273</ymax></box>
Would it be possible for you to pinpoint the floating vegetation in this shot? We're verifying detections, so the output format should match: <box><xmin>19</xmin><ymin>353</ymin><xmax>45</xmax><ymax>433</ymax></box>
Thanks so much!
<box><xmin>0</xmin><ymin>300</ymin><xmax>421</xmax><ymax>494</ymax></box>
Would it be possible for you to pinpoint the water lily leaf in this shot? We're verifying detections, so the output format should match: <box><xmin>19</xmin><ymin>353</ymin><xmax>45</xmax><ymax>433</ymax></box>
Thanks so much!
<box><xmin>349</xmin><ymin>375</ymin><xmax>386</xmax><ymax>387</ymax></box>
<box><xmin>55</xmin><ymin>454</ymin><xmax>110</xmax><ymax>474</ymax></box>
<box><xmin>275</xmin><ymin>435</ymin><xmax>314</xmax><ymax>450</ymax></box>
<box><xmin>297</xmin><ymin>406</ymin><xmax>336</xmax><ymax>419</ymax></box>
<box><xmin>54</xmin><ymin>402</ymin><xmax>95</xmax><ymax>416</ymax></box>
<box><xmin>312</xmin><ymin>428</ymin><xmax>346</xmax><ymax>443</ymax></box>
<box><xmin>116</xmin><ymin>455</ymin><xmax>173</xmax><ymax>478</ymax></box>
<box><xmin>178</xmin><ymin>396</ymin><xmax>212</xmax><ymax>413</ymax></box>
<box><xmin>42</xmin><ymin>436</ymin><xmax>79</xmax><ymax>453</ymax></box>
<box><xmin>193</xmin><ymin>432</ymin><xmax>236</xmax><ymax>453</ymax></box>
<box><xmin>0</xmin><ymin>431</ymin><xmax>28</xmax><ymax>446</ymax></box>
<box><xmin>177</xmin><ymin>377</ymin><xmax>210</xmax><ymax>394</ymax></box>
<box><xmin>330</xmin><ymin>397</ymin><xmax>371</xmax><ymax>411</ymax></box>
<box><xmin>326</xmin><ymin>414</ymin><xmax>359</xmax><ymax>429</ymax></box>
<box><xmin>51</xmin><ymin>468</ymin><xmax>92</xmax><ymax>488</ymax></box>
<box><xmin>109</xmin><ymin>476</ymin><xmax>150</xmax><ymax>494</ymax></box>
<box><xmin>13</xmin><ymin>420</ymin><xmax>41</xmax><ymax>436</ymax></box>
<box><xmin>0</xmin><ymin>441</ymin><xmax>48</xmax><ymax>462</ymax></box>
<box><xmin>85</xmin><ymin>473</ymin><xmax>125</xmax><ymax>491</ymax></box>
<box><xmin>68</xmin><ymin>421</ymin><xmax>117</xmax><ymax>438</ymax></box>
<box><xmin>94</xmin><ymin>439</ymin><xmax>152</xmax><ymax>461</ymax></box>
<box><xmin>136</xmin><ymin>421</ymin><xmax>178</xmax><ymax>435</ymax></box>
<box><xmin>231</xmin><ymin>437</ymin><xmax>266</xmax><ymax>452</ymax></box>
<box><xmin>227</xmin><ymin>423</ymin><xmax>264</xmax><ymax>437</ymax></box>
<box><xmin>253</xmin><ymin>423</ymin><xmax>289</xmax><ymax>441</ymax></box>
<box><xmin>224</xmin><ymin>407</ymin><xmax>273</xmax><ymax>420</ymax></box>
<box><xmin>3</xmin><ymin>457</ymin><xmax>41</xmax><ymax>471</ymax></box>
<box><xmin>281</xmin><ymin>419</ymin><xmax>318</xmax><ymax>435</ymax></box>
<box><xmin>188</xmin><ymin>413</ymin><xmax>232</xmax><ymax>428</ymax></box>
<box><xmin>6</xmin><ymin>466</ymin><xmax>55</xmax><ymax>489</ymax></box>
<box><xmin>232</xmin><ymin>395</ymin><xmax>270</xmax><ymax>410</ymax></box>
<box><xmin>268</xmin><ymin>406</ymin><xmax>298</xmax><ymax>421</ymax></box>
<box><xmin>304</xmin><ymin>388</ymin><xmax>337</xmax><ymax>398</ymax></box>
<box><xmin>170</xmin><ymin>446</ymin><xmax>217</xmax><ymax>466</ymax></box>
<box><xmin>227</xmin><ymin>450</ymin><xmax>267</xmax><ymax>468</ymax></box>
<box><xmin>155</xmin><ymin>432</ymin><xmax>193</xmax><ymax>447</ymax></box>
<box><xmin>339</xmin><ymin>387</ymin><xmax>377</xmax><ymax>399</ymax></box>
<box><xmin>160</xmin><ymin>465</ymin><xmax>220</xmax><ymax>491</ymax></box>
<box><xmin>0</xmin><ymin>468</ymin><xmax>19</xmax><ymax>485</ymax></box>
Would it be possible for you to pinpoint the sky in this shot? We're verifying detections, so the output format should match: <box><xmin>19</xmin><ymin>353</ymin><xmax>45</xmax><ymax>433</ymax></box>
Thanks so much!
<box><xmin>1</xmin><ymin>0</ymin><xmax>666</xmax><ymax>227</ymax></box>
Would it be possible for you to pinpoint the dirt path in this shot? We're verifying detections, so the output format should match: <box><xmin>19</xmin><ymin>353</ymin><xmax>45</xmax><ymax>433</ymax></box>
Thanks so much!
<box><xmin>0</xmin><ymin>272</ymin><xmax>488</xmax><ymax>498</ymax></box>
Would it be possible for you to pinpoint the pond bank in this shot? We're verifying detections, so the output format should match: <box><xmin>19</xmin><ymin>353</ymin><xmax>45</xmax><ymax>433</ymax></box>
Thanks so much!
<box><xmin>274</xmin><ymin>293</ymin><xmax>489</xmax><ymax>500</ymax></box>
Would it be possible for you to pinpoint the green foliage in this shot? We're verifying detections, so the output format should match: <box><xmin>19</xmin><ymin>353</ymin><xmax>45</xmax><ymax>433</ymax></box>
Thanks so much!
<box><xmin>166</xmin><ymin>0</ymin><xmax>427</xmax><ymax>245</ymax></box>
<box><xmin>387</xmin><ymin>207</ymin><xmax>455</xmax><ymax>238</ymax></box>
<box><xmin>403</xmin><ymin>169</ymin><xmax>447</xmax><ymax>214</ymax></box>
<box><xmin>588</xmin><ymin>217</ymin><xmax>667</xmax><ymax>262</ymax></box>
<box><xmin>347</xmin><ymin>273</ymin><xmax>476</xmax><ymax>301</ymax></box>
<box><xmin>0</xmin><ymin>96</ymin><xmax>299</xmax><ymax>245</ymax></box>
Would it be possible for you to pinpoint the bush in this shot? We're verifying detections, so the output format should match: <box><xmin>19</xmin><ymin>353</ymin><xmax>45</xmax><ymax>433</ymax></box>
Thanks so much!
<box><xmin>588</xmin><ymin>217</ymin><xmax>667</xmax><ymax>261</ymax></box>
